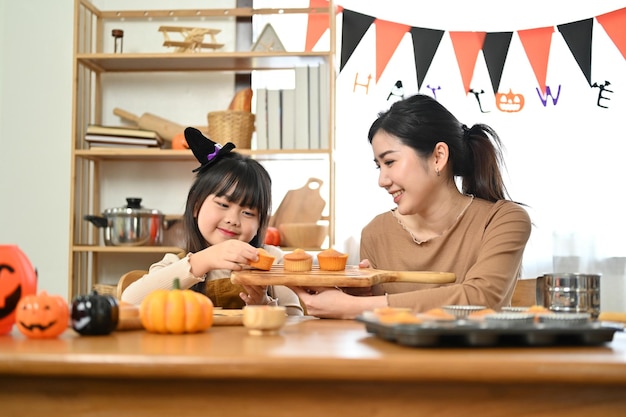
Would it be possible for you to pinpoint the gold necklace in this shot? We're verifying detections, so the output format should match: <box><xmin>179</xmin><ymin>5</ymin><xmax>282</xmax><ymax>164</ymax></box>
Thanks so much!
<box><xmin>392</xmin><ymin>195</ymin><xmax>475</xmax><ymax>245</ymax></box>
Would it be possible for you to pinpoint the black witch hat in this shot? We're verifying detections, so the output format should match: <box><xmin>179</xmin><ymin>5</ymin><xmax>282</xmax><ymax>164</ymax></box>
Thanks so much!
<box><xmin>184</xmin><ymin>127</ymin><xmax>236</xmax><ymax>173</ymax></box>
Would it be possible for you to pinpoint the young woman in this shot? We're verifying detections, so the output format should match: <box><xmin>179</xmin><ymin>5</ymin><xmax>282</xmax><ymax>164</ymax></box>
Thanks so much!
<box><xmin>292</xmin><ymin>94</ymin><xmax>531</xmax><ymax>318</ymax></box>
<box><xmin>122</xmin><ymin>127</ymin><xmax>303</xmax><ymax>316</ymax></box>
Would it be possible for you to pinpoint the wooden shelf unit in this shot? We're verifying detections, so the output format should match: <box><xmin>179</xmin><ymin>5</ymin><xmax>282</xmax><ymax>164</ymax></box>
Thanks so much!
<box><xmin>69</xmin><ymin>0</ymin><xmax>337</xmax><ymax>299</ymax></box>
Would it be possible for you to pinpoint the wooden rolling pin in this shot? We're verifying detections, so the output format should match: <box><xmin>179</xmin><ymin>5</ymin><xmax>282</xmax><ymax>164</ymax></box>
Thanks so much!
<box><xmin>114</xmin><ymin>107</ymin><xmax>185</xmax><ymax>142</ymax></box>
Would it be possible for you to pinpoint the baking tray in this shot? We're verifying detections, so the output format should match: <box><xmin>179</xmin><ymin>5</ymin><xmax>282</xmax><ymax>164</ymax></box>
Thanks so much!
<box><xmin>356</xmin><ymin>315</ymin><xmax>620</xmax><ymax>347</ymax></box>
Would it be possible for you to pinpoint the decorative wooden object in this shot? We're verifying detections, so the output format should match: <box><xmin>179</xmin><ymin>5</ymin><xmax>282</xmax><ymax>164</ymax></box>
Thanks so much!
<box><xmin>251</xmin><ymin>23</ymin><xmax>286</xmax><ymax>52</ymax></box>
<box><xmin>158</xmin><ymin>26</ymin><xmax>224</xmax><ymax>53</ymax></box>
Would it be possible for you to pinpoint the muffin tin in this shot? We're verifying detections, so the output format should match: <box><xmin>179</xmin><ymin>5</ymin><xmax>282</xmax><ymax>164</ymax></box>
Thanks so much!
<box><xmin>357</xmin><ymin>312</ymin><xmax>620</xmax><ymax>347</ymax></box>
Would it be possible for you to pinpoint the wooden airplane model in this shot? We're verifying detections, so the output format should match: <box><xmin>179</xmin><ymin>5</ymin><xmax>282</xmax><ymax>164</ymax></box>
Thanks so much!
<box><xmin>158</xmin><ymin>26</ymin><xmax>224</xmax><ymax>53</ymax></box>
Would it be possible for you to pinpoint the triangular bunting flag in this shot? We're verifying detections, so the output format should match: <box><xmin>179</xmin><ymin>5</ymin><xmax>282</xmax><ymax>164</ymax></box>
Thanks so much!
<box><xmin>596</xmin><ymin>7</ymin><xmax>626</xmax><ymax>61</ymax></box>
<box><xmin>557</xmin><ymin>18</ymin><xmax>593</xmax><ymax>86</ymax></box>
<box><xmin>341</xmin><ymin>10</ymin><xmax>376</xmax><ymax>71</ymax></box>
<box><xmin>449</xmin><ymin>31</ymin><xmax>487</xmax><ymax>94</ymax></box>
<box><xmin>410</xmin><ymin>27</ymin><xmax>445</xmax><ymax>90</ymax></box>
<box><xmin>305</xmin><ymin>0</ymin><xmax>331</xmax><ymax>52</ymax></box>
<box><xmin>483</xmin><ymin>32</ymin><xmax>513</xmax><ymax>94</ymax></box>
<box><xmin>374</xmin><ymin>19</ymin><xmax>410</xmax><ymax>82</ymax></box>
<box><xmin>518</xmin><ymin>26</ymin><xmax>554</xmax><ymax>94</ymax></box>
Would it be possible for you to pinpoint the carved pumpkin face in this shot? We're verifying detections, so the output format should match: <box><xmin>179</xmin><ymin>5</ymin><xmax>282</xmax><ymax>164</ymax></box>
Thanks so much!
<box><xmin>16</xmin><ymin>291</ymin><xmax>69</xmax><ymax>339</ymax></box>
<box><xmin>495</xmin><ymin>89</ymin><xmax>525</xmax><ymax>113</ymax></box>
<box><xmin>0</xmin><ymin>245</ymin><xmax>37</xmax><ymax>335</ymax></box>
<box><xmin>71</xmin><ymin>290</ymin><xmax>119</xmax><ymax>335</ymax></box>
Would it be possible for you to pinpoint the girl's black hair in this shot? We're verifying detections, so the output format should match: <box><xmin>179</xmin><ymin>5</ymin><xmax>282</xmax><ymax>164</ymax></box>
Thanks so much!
<box><xmin>183</xmin><ymin>152</ymin><xmax>272</xmax><ymax>253</ymax></box>
<box><xmin>368</xmin><ymin>94</ymin><xmax>510</xmax><ymax>203</ymax></box>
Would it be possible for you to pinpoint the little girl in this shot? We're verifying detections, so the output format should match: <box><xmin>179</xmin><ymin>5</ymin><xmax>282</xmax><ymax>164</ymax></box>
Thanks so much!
<box><xmin>122</xmin><ymin>127</ymin><xmax>303</xmax><ymax>316</ymax></box>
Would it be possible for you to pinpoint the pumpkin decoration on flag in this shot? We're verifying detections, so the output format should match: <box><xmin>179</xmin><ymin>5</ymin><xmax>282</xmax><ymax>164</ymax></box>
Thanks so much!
<box><xmin>140</xmin><ymin>278</ymin><xmax>214</xmax><ymax>334</ymax></box>
<box><xmin>16</xmin><ymin>291</ymin><xmax>70</xmax><ymax>339</ymax></box>
<box><xmin>0</xmin><ymin>245</ymin><xmax>38</xmax><ymax>335</ymax></box>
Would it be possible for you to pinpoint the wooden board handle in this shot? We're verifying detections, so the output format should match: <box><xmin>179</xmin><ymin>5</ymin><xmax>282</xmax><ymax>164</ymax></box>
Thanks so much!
<box><xmin>113</xmin><ymin>107</ymin><xmax>140</xmax><ymax>123</ymax></box>
<box><xmin>388</xmin><ymin>270</ymin><xmax>456</xmax><ymax>284</ymax></box>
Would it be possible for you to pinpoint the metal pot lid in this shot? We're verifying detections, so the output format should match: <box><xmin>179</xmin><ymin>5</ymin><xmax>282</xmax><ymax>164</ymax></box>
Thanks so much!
<box><xmin>103</xmin><ymin>198</ymin><xmax>163</xmax><ymax>216</ymax></box>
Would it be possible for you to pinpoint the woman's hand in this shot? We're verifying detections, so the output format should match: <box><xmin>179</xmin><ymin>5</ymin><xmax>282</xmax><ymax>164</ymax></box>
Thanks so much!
<box><xmin>189</xmin><ymin>240</ymin><xmax>258</xmax><ymax>276</ymax></box>
<box><xmin>290</xmin><ymin>286</ymin><xmax>386</xmax><ymax>319</ymax></box>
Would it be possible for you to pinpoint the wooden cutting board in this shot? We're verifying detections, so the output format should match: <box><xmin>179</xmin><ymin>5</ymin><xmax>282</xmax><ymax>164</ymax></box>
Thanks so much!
<box><xmin>116</xmin><ymin>303</ymin><xmax>243</xmax><ymax>331</ymax></box>
<box><xmin>269</xmin><ymin>178</ymin><xmax>326</xmax><ymax>227</ymax></box>
<box><xmin>231</xmin><ymin>265</ymin><xmax>456</xmax><ymax>287</ymax></box>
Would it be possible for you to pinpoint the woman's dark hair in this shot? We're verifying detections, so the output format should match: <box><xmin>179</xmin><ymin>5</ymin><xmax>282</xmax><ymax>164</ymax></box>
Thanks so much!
<box><xmin>368</xmin><ymin>94</ymin><xmax>510</xmax><ymax>202</ymax></box>
<box><xmin>183</xmin><ymin>152</ymin><xmax>272</xmax><ymax>252</ymax></box>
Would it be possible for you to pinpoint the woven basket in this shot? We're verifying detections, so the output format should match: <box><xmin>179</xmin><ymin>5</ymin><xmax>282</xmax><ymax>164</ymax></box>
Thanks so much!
<box><xmin>207</xmin><ymin>110</ymin><xmax>255</xmax><ymax>149</ymax></box>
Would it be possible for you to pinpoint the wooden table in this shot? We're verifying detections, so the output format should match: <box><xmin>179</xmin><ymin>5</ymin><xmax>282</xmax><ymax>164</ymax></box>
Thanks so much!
<box><xmin>1</xmin><ymin>317</ymin><xmax>625</xmax><ymax>417</ymax></box>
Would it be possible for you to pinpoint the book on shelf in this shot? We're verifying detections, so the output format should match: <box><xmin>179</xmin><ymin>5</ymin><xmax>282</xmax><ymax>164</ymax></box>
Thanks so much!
<box><xmin>266</xmin><ymin>89</ymin><xmax>282</xmax><ymax>150</ymax></box>
<box><xmin>86</xmin><ymin>141</ymin><xmax>160</xmax><ymax>149</ymax></box>
<box><xmin>294</xmin><ymin>66</ymin><xmax>310</xmax><ymax>150</ymax></box>
<box><xmin>84</xmin><ymin>125</ymin><xmax>164</xmax><ymax>148</ymax></box>
<box><xmin>308</xmin><ymin>63</ymin><xmax>320</xmax><ymax>149</ymax></box>
<box><xmin>86</xmin><ymin>125</ymin><xmax>161</xmax><ymax>139</ymax></box>
<box><xmin>254</xmin><ymin>88</ymin><xmax>268</xmax><ymax>150</ymax></box>
<box><xmin>319</xmin><ymin>61</ymin><xmax>330</xmax><ymax>150</ymax></box>
<box><xmin>85</xmin><ymin>134</ymin><xmax>163</xmax><ymax>147</ymax></box>
<box><xmin>280</xmin><ymin>89</ymin><xmax>296</xmax><ymax>149</ymax></box>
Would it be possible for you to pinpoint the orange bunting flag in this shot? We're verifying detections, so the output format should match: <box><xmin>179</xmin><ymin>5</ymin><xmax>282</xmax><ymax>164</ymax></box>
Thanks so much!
<box><xmin>518</xmin><ymin>26</ymin><xmax>554</xmax><ymax>95</ymax></box>
<box><xmin>449</xmin><ymin>31</ymin><xmax>487</xmax><ymax>94</ymax></box>
<box><xmin>596</xmin><ymin>7</ymin><xmax>626</xmax><ymax>61</ymax></box>
<box><xmin>374</xmin><ymin>19</ymin><xmax>410</xmax><ymax>82</ymax></box>
<box><xmin>305</xmin><ymin>0</ymin><xmax>331</xmax><ymax>52</ymax></box>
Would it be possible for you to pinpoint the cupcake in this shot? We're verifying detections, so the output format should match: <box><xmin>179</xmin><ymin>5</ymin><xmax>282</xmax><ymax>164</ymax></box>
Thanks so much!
<box><xmin>317</xmin><ymin>248</ymin><xmax>348</xmax><ymax>271</ymax></box>
<box><xmin>283</xmin><ymin>248</ymin><xmax>313</xmax><ymax>272</ymax></box>
<box><xmin>249</xmin><ymin>248</ymin><xmax>275</xmax><ymax>271</ymax></box>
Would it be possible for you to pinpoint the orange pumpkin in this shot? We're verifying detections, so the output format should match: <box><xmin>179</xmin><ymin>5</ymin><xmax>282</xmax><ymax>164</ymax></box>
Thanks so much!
<box><xmin>0</xmin><ymin>245</ymin><xmax>38</xmax><ymax>335</ymax></box>
<box><xmin>495</xmin><ymin>89</ymin><xmax>525</xmax><ymax>113</ymax></box>
<box><xmin>16</xmin><ymin>291</ymin><xmax>69</xmax><ymax>339</ymax></box>
<box><xmin>140</xmin><ymin>278</ymin><xmax>213</xmax><ymax>334</ymax></box>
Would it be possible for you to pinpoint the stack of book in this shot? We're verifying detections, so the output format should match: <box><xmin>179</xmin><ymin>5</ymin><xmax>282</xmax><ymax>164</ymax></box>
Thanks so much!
<box><xmin>85</xmin><ymin>125</ymin><xmax>164</xmax><ymax>148</ymax></box>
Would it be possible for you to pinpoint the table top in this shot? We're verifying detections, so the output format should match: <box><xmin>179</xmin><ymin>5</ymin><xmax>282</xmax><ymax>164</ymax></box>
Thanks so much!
<box><xmin>1</xmin><ymin>317</ymin><xmax>625</xmax><ymax>385</ymax></box>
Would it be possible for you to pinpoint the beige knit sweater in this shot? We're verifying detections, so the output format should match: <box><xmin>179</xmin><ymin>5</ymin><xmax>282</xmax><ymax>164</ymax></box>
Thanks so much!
<box><xmin>360</xmin><ymin>198</ymin><xmax>532</xmax><ymax>312</ymax></box>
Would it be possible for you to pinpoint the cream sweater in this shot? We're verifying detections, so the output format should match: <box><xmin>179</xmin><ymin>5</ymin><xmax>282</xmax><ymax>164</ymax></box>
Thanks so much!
<box><xmin>121</xmin><ymin>245</ymin><xmax>304</xmax><ymax>316</ymax></box>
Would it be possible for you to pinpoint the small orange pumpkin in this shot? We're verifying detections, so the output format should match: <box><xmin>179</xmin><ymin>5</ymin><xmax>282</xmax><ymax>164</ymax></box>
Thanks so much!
<box><xmin>140</xmin><ymin>278</ymin><xmax>213</xmax><ymax>334</ymax></box>
<box><xmin>16</xmin><ymin>291</ymin><xmax>69</xmax><ymax>339</ymax></box>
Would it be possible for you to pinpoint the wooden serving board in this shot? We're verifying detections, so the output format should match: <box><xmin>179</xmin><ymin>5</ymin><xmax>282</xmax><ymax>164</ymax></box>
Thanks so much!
<box><xmin>231</xmin><ymin>265</ymin><xmax>456</xmax><ymax>287</ymax></box>
<box><xmin>116</xmin><ymin>304</ymin><xmax>243</xmax><ymax>331</ymax></box>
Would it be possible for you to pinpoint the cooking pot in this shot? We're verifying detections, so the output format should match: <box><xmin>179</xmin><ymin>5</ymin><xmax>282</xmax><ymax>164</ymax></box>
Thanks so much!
<box><xmin>84</xmin><ymin>198</ymin><xmax>164</xmax><ymax>246</ymax></box>
<box><xmin>537</xmin><ymin>273</ymin><xmax>601</xmax><ymax>318</ymax></box>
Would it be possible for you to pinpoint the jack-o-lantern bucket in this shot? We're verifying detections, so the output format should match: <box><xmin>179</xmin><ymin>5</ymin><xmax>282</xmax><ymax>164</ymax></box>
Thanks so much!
<box><xmin>0</xmin><ymin>245</ymin><xmax>38</xmax><ymax>335</ymax></box>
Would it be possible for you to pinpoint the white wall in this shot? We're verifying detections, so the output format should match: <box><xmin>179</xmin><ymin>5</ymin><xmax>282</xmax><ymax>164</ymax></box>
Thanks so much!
<box><xmin>0</xmin><ymin>0</ymin><xmax>73</xmax><ymax>298</ymax></box>
<box><xmin>2</xmin><ymin>1</ymin><xmax>626</xmax><ymax>309</ymax></box>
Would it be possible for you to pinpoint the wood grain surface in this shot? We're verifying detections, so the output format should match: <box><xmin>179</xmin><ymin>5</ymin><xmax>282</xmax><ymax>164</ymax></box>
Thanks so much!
<box><xmin>231</xmin><ymin>265</ymin><xmax>456</xmax><ymax>287</ymax></box>
<box><xmin>117</xmin><ymin>304</ymin><xmax>243</xmax><ymax>330</ymax></box>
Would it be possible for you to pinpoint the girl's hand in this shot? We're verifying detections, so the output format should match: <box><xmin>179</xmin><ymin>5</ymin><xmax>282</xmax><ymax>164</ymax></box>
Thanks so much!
<box><xmin>189</xmin><ymin>240</ymin><xmax>258</xmax><ymax>276</ymax></box>
<box><xmin>239</xmin><ymin>284</ymin><xmax>274</xmax><ymax>306</ymax></box>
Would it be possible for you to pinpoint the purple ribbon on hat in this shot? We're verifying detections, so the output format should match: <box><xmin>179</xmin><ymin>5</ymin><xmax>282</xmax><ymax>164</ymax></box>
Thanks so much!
<box><xmin>206</xmin><ymin>143</ymin><xmax>222</xmax><ymax>162</ymax></box>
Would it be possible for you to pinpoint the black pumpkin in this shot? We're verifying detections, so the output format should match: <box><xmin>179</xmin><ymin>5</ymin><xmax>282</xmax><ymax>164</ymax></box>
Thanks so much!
<box><xmin>71</xmin><ymin>290</ymin><xmax>119</xmax><ymax>335</ymax></box>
